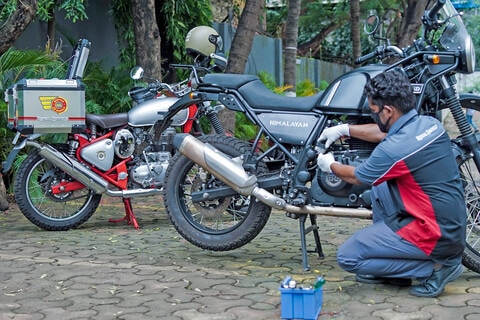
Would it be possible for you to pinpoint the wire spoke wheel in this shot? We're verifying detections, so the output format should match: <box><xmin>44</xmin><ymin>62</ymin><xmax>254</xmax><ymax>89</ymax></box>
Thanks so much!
<box><xmin>15</xmin><ymin>150</ymin><xmax>101</xmax><ymax>230</ymax></box>
<box><xmin>163</xmin><ymin>134</ymin><xmax>271</xmax><ymax>251</ymax></box>
<box><xmin>458</xmin><ymin>155</ymin><xmax>480</xmax><ymax>273</ymax></box>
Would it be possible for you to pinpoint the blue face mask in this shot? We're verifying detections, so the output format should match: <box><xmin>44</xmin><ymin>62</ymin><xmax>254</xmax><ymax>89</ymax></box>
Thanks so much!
<box><xmin>371</xmin><ymin>108</ymin><xmax>391</xmax><ymax>133</ymax></box>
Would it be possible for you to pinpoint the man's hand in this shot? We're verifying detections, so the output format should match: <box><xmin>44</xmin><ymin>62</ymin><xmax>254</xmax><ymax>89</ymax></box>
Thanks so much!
<box><xmin>317</xmin><ymin>152</ymin><xmax>337</xmax><ymax>173</ymax></box>
<box><xmin>318</xmin><ymin>124</ymin><xmax>350</xmax><ymax>148</ymax></box>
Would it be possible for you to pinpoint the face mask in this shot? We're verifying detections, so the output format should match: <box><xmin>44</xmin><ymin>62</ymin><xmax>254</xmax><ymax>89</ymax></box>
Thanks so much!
<box><xmin>371</xmin><ymin>109</ymin><xmax>391</xmax><ymax>133</ymax></box>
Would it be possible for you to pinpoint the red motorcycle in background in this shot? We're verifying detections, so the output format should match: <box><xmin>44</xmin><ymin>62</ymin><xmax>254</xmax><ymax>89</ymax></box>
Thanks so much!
<box><xmin>3</xmin><ymin>26</ymin><xmax>227</xmax><ymax>230</ymax></box>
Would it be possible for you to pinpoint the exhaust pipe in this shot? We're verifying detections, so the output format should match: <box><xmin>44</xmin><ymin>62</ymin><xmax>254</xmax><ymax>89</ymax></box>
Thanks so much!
<box><xmin>173</xmin><ymin>134</ymin><xmax>372</xmax><ymax>219</ymax></box>
<box><xmin>106</xmin><ymin>188</ymin><xmax>162</xmax><ymax>198</ymax></box>
<box><xmin>26</xmin><ymin>141</ymin><xmax>108</xmax><ymax>194</ymax></box>
<box><xmin>28</xmin><ymin>141</ymin><xmax>165</xmax><ymax>198</ymax></box>
<box><xmin>173</xmin><ymin>134</ymin><xmax>258</xmax><ymax>195</ymax></box>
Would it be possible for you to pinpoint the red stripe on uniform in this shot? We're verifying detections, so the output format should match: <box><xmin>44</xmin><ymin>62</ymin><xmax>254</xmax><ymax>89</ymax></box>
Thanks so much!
<box><xmin>379</xmin><ymin>160</ymin><xmax>441</xmax><ymax>255</ymax></box>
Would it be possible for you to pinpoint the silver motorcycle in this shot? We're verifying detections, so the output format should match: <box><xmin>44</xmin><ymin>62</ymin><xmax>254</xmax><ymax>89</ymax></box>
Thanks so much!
<box><xmin>2</xmin><ymin>38</ymin><xmax>226</xmax><ymax>230</ymax></box>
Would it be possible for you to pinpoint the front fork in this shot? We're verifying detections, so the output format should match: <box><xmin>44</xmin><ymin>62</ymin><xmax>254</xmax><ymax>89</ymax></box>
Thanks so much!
<box><xmin>441</xmin><ymin>76</ymin><xmax>480</xmax><ymax>168</ymax></box>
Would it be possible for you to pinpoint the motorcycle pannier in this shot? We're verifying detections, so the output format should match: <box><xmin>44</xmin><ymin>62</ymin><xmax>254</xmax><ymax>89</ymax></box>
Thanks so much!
<box><xmin>6</xmin><ymin>78</ymin><xmax>86</xmax><ymax>134</ymax></box>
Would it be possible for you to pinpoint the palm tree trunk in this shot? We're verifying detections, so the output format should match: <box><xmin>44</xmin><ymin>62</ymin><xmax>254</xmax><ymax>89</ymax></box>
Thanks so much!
<box><xmin>350</xmin><ymin>0</ymin><xmax>361</xmax><ymax>68</ymax></box>
<box><xmin>131</xmin><ymin>0</ymin><xmax>162</xmax><ymax>80</ymax></box>
<box><xmin>284</xmin><ymin>0</ymin><xmax>301</xmax><ymax>95</ymax></box>
<box><xmin>220</xmin><ymin>0</ymin><xmax>264</xmax><ymax>134</ymax></box>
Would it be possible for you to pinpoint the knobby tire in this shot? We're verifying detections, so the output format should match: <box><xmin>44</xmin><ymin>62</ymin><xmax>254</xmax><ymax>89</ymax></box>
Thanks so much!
<box><xmin>163</xmin><ymin>134</ymin><xmax>271</xmax><ymax>251</ymax></box>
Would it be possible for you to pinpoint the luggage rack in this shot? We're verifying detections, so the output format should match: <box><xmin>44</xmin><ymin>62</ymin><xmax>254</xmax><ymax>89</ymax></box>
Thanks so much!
<box><xmin>66</xmin><ymin>39</ymin><xmax>91</xmax><ymax>80</ymax></box>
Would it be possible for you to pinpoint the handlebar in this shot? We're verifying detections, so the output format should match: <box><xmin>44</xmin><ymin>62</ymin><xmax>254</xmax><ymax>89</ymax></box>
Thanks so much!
<box><xmin>355</xmin><ymin>51</ymin><xmax>378</xmax><ymax>64</ymax></box>
<box><xmin>128</xmin><ymin>86</ymin><xmax>151</xmax><ymax>97</ymax></box>
<box><xmin>355</xmin><ymin>45</ymin><xmax>404</xmax><ymax>64</ymax></box>
<box><xmin>427</xmin><ymin>0</ymin><xmax>446</xmax><ymax>21</ymax></box>
<box><xmin>128</xmin><ymin>81</ymin><xmax>169</xmax><ymax>99</ymax></box>
<box><xmin>210</xmin><ymin>53</ymin><xmax>228</xmax><ymax>64</ymax></box>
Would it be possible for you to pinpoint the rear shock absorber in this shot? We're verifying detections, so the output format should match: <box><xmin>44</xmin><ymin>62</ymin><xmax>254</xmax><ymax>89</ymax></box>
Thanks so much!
<box><xmin>207</xmin><ymin>111</ymin><xmax>225</xmax><ymax>135</ymax></box>
<box><xmin>68</xmin><ymin>140</ymin><xmax>79</xmax><ymax>157</ymax></box>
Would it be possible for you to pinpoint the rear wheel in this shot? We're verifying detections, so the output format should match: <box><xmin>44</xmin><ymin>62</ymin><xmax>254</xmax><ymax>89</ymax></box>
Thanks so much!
<box><xmin>163</xmin><ymin>135</ymin><xmax>271</xmax><ymax>251</ymax></box>
<box><xmin>458</xmin><ymin>155</ymin><xmax>480</xmax><ymax>273</ymax></box>
<box><xmin>14</xmin><ymin>149</ymin><xmax>101</xmax><ymax>230</ymax></box>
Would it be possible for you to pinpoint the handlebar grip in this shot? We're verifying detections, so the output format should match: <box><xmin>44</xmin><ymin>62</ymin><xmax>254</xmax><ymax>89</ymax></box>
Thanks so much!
<box><xmin>355</xmin><ymin>51</ymin><xmax>377</xmax><ymax>64</ymax></box>
<box><xmin>427</xmin><ymin>0</ymin><xmax>446</xmax><ymax>21</ymax></box>
<box><xmin>129</xmin><ymin>87</ymin><xmax>148</xmax><ymax>96</ymax></box>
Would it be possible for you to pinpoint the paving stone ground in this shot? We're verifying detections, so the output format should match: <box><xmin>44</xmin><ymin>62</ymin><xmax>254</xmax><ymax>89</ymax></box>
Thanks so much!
<box><xmin>1</xmin><ymin>195</ymin><xmax>480</xmax><ymax>320</ymax></box>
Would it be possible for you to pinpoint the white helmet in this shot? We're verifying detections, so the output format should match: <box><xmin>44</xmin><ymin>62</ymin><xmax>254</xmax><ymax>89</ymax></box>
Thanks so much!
<box><xmin>185</xmin><ymin>26</ymin><xmax>223</xmax><ymax>60</ymax></box>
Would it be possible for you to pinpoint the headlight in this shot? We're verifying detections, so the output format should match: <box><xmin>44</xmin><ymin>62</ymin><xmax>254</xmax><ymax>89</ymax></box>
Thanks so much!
<box><xmin>460</xmin><ymin>34</ymin><xmax>475</xmax><ymax>74</ymax></box>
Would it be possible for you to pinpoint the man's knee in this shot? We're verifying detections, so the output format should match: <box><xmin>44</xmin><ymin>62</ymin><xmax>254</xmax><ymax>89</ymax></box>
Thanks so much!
<box><xmin>337</xmin><ymin>243</ymin><xmax>360</xmax><ymax>273</ymax></box>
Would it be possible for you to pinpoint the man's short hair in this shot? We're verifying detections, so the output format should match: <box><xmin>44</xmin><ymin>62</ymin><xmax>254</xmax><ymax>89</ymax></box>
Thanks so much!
<box><xmin>364</xmin><ymin>69</ymin><xmax>416</xmax><ymax>114</ymax></box>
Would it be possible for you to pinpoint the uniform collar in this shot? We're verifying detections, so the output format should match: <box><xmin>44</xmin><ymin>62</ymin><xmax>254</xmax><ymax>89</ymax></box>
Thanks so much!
<box><xmin>386</xmin><ymin>109</ymin><xmax>418</xmax><ymax>136</ymax></box>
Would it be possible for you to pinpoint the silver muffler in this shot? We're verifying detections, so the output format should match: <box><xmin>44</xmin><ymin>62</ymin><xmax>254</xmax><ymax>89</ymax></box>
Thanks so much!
<box><xmin>27</xmin><ymin>142</ymin><xmax>166</xmax><ymax>198</ymax></box>
<box><xmin>173</xmin><ymin>134</ymin><xmax>372</xmax><ymax>219</ymax></box>
<box><xmin>173</xmin><ymin>134</ymin><xmax>258</xmax><ymax>195</ymax></box>
<box><xmin>26</xmin><ymin>141</ymin><xmax>108</xmax><ymax>194</ymax></box>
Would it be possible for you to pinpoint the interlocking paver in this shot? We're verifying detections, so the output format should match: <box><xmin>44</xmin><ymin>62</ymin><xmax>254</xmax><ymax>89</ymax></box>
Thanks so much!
<box><xmin>1</xmin><ymin>197</ymin><xmax>480</xmax><ymax>319</ymax></box>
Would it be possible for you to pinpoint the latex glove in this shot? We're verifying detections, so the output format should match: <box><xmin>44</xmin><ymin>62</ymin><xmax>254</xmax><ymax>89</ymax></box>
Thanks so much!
<box><xmin>318</xmin><ymin>124</ymin><xmax>350</xmax><ymax>148</ymax></box>
<box><xmin>317</xmin><ymin>152</ymin><xmax>336</xmax><ymax>173</ymax></box>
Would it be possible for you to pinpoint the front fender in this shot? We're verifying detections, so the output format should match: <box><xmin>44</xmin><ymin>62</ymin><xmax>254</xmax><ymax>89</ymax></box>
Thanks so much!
<box><xmin>437</xmin><ymin>93</ymin><xmax>480</xmax><ymax>112</ymax></box>
<box><xmin>458</xmin><ymin>93</ymin><xmax>480</xmax><ymax>112</ymax></box>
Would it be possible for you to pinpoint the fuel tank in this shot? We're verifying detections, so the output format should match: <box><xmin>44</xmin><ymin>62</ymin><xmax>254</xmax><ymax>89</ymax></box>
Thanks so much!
<box><xmin>315</xmin><ymin>64</ymin><xmax>387</xmax><ymax>115</ymax></box>
<box><xmin>128</xmin><ymin>96</ymin><xmax>189</xmax><ymax>127</ymax></box>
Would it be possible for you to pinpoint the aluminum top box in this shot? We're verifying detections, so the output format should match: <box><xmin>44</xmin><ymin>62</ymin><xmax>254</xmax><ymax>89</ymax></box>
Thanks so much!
<box><xmin>7</xmin><ymin>78</ymin><xmax>86</xmax><ymax>134</ymax></box>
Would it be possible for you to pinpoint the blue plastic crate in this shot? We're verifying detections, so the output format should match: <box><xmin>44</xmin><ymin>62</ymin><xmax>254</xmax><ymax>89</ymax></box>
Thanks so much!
<box><xmin>279</xmin><ymin>278</ymin><xmax>323</xmax><ymax>320</ymax></box>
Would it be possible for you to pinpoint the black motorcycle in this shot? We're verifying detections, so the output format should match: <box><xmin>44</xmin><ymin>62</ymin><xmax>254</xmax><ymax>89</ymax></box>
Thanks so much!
<box><xmin>156</xmin><ymin>0</ymin><xmax>480</xmax><ymax>272</ymax></box>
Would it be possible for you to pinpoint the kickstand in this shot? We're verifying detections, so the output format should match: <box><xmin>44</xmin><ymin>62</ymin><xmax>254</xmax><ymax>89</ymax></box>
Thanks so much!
<box><xmin>108</xmin><ymin>198</ymin><xmax>140</xmax><ymax>229</ymax></box>
<box><xmin>298</xmin><ymin>214</ymin><xmax>324</xmax><ymax>271</ymax></box>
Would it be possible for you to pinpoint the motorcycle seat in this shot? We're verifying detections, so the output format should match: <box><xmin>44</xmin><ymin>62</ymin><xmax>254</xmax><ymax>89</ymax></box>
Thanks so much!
<box><xmin>238</xmin><ymin>79</ymin><xmax>321</xmax><ymax>111</ymax></box>
<box><xmin>86</xmin><ymin>113</ymin><xmax>129</xmax><ymax>129</ymax></box>
<box><xmin>202</xmin><ymin>74</ymin><xmax>258</xmax><ymax>90</ymax></box>
<box><xmin>201</xmin><ymin>74</ymin><xmax>321</xmax><ymax>112</ymax></box>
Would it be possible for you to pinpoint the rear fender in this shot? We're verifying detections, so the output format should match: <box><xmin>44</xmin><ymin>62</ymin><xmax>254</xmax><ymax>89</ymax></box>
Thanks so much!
<box><xmin>2</xmin><ymin>134</ymin><xmax>42</xmax><ymax>173</ymax></box>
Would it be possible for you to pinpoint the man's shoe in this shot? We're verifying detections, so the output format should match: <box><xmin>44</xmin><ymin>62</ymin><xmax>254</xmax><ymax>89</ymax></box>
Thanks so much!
<box><xmin>409</xmin><ymin>264</ymin><xmax>464</xmax><ymax>298</ymax></box>
<box><xmin>355</xmin><ymin>274</ymin><xmax>412</xmax><ymax>287</ymax></box>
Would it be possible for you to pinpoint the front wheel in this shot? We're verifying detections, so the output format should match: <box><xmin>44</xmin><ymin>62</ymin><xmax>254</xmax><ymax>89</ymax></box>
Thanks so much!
<box><xmin>14</xmin><ymin>149</ymin><xmax>102</xmax><ymax>230</ymax></box>
<box><xmin>163</xmin><ymin>135</ymin><xmax>272</xmax><ymax>251</ymax></box>
<box><xmin>458</xmin><ymin>153</ymin><xmax>480</xmax><ymax>273</ymax></box>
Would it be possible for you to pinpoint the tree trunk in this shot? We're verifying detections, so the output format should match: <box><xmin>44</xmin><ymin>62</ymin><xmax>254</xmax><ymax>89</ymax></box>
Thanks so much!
<box><xmin>396</xmin><ymin>0</ymin><xmax>428</xmax><ymax>48</ymax></box>
<box><xmin>350</xmin><ymin>0</ymin><xmax>361</xmax><ymax>68</ymax></box>
<box><xmin>0</xmin><ymin>0</ymin><xmax>38</xmax><ymax>55</ymax></box>
<box><xmin>225</xmin><ymin>0</ymin><xmax>263</xmax><ymax>74</ymax></box>
<box><xmin>0</xmin><ymin>174</ymin><xmax>9</xmax><ymax>211</ymax></box>
<box><xmin>220</xmin><ymin>0</ymin><xmax>264</xmax><ymax>134</ymax></box>
<box><xmin>131</xmin><ymin>0</ymin><xmax>162</xmax><ymax>80</ymax></box>
<box><xmin>283</xmin><ymin>0</ymin><xmax>301</xmax><ymax>95</ymax></box>
<box><xmin>47</xmin><ymin>7</ymin><xmax>56</xmax><ymax>52</ymax></box>
<box><xmin>297</xmin><ymin>21</ymin><xmax>341</xmax><ymax>57</ymax></box>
